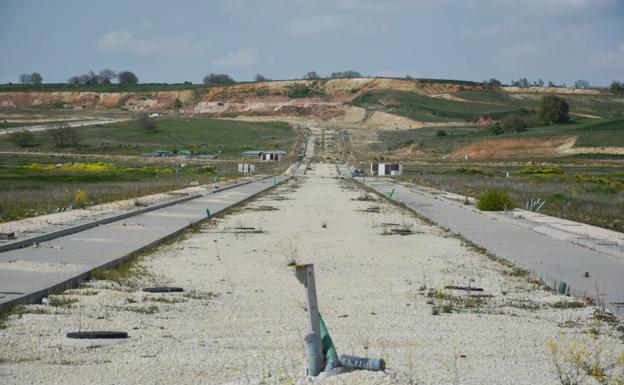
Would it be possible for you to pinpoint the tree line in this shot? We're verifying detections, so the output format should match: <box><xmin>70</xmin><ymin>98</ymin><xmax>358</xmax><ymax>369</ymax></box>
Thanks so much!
<box><xmin>13</xmin><ymin>70</ymin><xmax>624</xmax><ymax>95</ymax></box>
<box><xmin>68</xmin><ymin>69</ymin><xmax>138</xmax><ymax>85</ymax></box>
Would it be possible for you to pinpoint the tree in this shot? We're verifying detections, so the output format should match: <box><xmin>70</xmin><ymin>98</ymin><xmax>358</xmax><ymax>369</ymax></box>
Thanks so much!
<box><xmin>203</xmin><ymin>73</ymin><xmax>234</xmax><ymax>85</ymax></box>
<box><xmin>547</xmin><ymin>80</ymin><xmax>556</xmax><ymax>87</ymax></box>
<box><xmin>18</xmin><ymin>73</ymin><xmax>32</xmax><ymax>84</ymax></box>
<box><xmin>574</xmin><ymin>80</ymin><xmax>590</xmax><ymax>89</ymax></box>
<box><xmin>68</xmin><ymin>75</ymin><xmax>82</xmax><ymax>85</ymax></box>
<box><xmin>173</xmin><ymin>98</ymin><xmax>183</xmax><ymax>110</ymax></box>
<box><xmin>118</xmin><ymin>71</ymin><xmax>138</xmax><ymax>84</ymax></box>
<box><xmin>31</xmin><ymin>72</ymin><xmax>42</xmax><ymax>85</ymax></box>
<box><xmin>486</xmin><ymin>78</ymin><xmax>502</xmax><ymax>87</ymax></box>
<box><xmin>330</xmin><ymin>70</ymin><xmax>361</xmax><ymax>78</ymax></box>
<box><xmin>303</xmin><ymin>71</ymin><xmax>320</xmax><ymax>80</ymax></box>
<box><xmin>98</xmin><ymin>69</ymin><xmax>116</xmax><ymax>84</ymax></box>
<box><xmin>610</xmin><ymin>81</ymin><xmax>624</xmax><ymax>95</ymax></box>
<box><xmin>7</xmin><ymin>130</ymin><xmax>36</xmax><ymax>147</ymax></box>
<box><xmin>538</xmin><ymin>95</ymin><xmax>569</xmax><ymax>124</ymax></box>
<box><xmin>138</xmin><ymin>112</ymin><xmax>157</xmax><ymax>132</ymax></box>
<box><xmin>254</xmin><ymin>73</ymin><xmax>269</xmax><ymax>82</ymax></box>
<box><xmin>49</xmin><ymin>124</ymin><xmax>80</xmax><ymax>146</ymax></box>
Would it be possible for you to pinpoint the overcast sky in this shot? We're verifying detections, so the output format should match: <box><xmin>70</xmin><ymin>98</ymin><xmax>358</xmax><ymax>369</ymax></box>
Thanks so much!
<box><xmin>1</xmin><ymin>0</ymin><xmax>623</xmax><ymax>86</ymax></box>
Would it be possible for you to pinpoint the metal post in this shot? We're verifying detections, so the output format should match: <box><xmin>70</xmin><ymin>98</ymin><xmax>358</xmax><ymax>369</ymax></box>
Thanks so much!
<box><xmin>295</xmin><ymin>264</ymin><xmax>322</xmax><ymax>369</ymax></box>
<box><xmin>388</xmin><ymin>188</ymin><xmax>395</xmax><ymax>199</ymax></box>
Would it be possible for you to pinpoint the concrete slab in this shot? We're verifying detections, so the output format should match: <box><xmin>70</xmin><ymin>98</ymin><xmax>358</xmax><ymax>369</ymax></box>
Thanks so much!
<box><xmin>359</xmin><ymin>177</ymin><xmax>624</xmax><ymax>317</ymax></box>
<box><xmin>0</xmin><ymin>175</ymin><xmax>288</xmax><ymax>310</ymax></box>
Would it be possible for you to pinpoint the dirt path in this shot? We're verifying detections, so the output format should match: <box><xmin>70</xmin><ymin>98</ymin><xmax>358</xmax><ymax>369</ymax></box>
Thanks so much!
<box><xmin>1</xmin><ymin>163</ymin><xmax>622</xmax><ymax>384</ymax></box>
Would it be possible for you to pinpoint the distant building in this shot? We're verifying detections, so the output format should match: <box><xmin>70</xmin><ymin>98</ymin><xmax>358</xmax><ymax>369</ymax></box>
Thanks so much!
<box><xmin>242</xmin><ymin>150</ymin><xmax>264</xmax><ymax>158</ymax></box>
<box><xmin>261</xmin><ymin>150</ymin><xmax>286</xmax><ymax>161</ymax></box>
<box><xmin>370</xmin><ymin>162</ymin><xmax>402</xmax><ymax>177</ymax></box>
<box><xmin>241</xmin><ymin>150</ymin><xmax>286</xmax><ymax>161</ymax></box>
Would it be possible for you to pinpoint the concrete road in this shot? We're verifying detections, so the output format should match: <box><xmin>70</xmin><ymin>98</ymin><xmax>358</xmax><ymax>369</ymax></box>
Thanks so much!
<box><xmin>359</xmin><ymin>176</ymin><xmax>624</xmax><ymax>317</ymax></box>
<box><xmin>0</xmin><ymin>176</ymin><xmax>287</xmax><ymax>309</ymax></box>
<box><xmin>0</xmin><ymin>118</ymin><xmax>125</xmax><ymax>135</ymax></box>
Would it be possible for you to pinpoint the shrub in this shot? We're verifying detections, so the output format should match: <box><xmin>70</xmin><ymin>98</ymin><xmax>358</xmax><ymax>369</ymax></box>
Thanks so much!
<box><xmin>49</xmin><ymin>124</ymin><xmax>79</xmax><ymax>146</ymax></box>
<box><xmin>7</xmin><ymin>130</ymin><xmax>36</xmax><ymax>147</ymax></box>
<box><xmin>477</xmin><ymin>190</ymin><xmax>514</xmax><ymax>211</ymax></box>
<box><xmin>74</xmin><ymin>189</ymin><xmax>88</xmax><ymax>208</ymax></box>
<box><xmin>538</xmin><ymin>95</ymin><xmax>570</xmax><ymax>124</ymax></box>
<box><xmin>138</xmin><ymin>112</ymin><xmax>157</xmax><ymax>132</ymax></box>
<box><xmin>436</xmin><ymin>129</ymin><xmax>447</xmax><ymax>137</ymax></box>
<box><xmin>173</xmin><ymin>98</ymin><xmax>182</xmax><ymax>110</ymax></box>
<box><xmin>520</xmin><ymin>167</ymin><xmax>564</xmax><ymax>175</ymax></box>
<box><xmin>489</xmin><ymin>125</ymin><xmax>503</xmax><ymax>135</ymax></box>
<box><xmin>501</xmin><ymin>115</ymin><xmax>529</xmax><ymax>133</ymax></box>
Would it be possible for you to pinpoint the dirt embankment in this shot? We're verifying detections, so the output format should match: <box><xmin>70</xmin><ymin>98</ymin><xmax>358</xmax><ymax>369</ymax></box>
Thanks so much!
<box><xmin>0</xmin><ymin>78</ymin><xmax>490</xmax><ymax>129</ymax></box>
<box><xmin>451</xmin><ymin>136</ymin><xmax>578</xmax><ymax>159</ymax></box>
<box><xmin>503</xmin><ymin>86</ymin><xmax>602</xmax><ymax>95</ymax></box>
<box><xmin>0</xmin><ymin>90</ymin><xmax>195</xmax><ymax>110</ymax></box>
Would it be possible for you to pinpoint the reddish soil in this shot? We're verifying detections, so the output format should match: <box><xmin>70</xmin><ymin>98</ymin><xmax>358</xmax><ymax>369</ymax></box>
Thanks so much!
<box><xmin>451</xmin><ymin>136</ymin><xmax>577</xmax><ymax>159</ymax></box>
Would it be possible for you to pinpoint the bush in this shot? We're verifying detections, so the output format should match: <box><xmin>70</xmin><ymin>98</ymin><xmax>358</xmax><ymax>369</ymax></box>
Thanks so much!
<box><xmin>138</xmin><ymin>112</ymin><xmax>157</xmax><ymax>132</ymax></box>
<box><xmin>7</xmin><ymin>130</ymin><xmax>37</xmax><ymax>147</ymax></box>
<box><xmin>436</xmin><ymin>129</ymin><xmax>447</xmax><ymax>137</ymax></box>
<box><xmin>73</xmin><ymin>189</ymin><xmax>88</xmax><ymax>208</ymax></box>
<box><xmin>49</xmin><ymin>124</ymin><xmax>79</xmax><ymax>147</ymax></box>
<box><xmin>520</xmin><ymin>167</ymin><xmax>564</xmax><ymax>175</ymax></box>
<box><xmin>538</xmin><ymin>95</ymin><xmax>569</xmax><ymax>124</ymax></box>
<box><xmin>501</xmin><ymin>115</ymin><xmax>529</xmax><ymax>133</ymax></box>
<box><xmin>477</xmin><ymin>190</ymin><xmax>514</xmax><ymax>211</ymax></box>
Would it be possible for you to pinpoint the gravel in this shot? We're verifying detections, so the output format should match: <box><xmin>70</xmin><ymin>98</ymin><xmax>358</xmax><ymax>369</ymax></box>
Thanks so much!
<box><xmin>1</xmin><ymin>163</ymin><xmax>622</xmax><ymax>385</ymax></box>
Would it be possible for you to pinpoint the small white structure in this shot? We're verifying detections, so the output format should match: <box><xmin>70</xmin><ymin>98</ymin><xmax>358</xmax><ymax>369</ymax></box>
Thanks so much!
<box><xmin>149</xmin><ymin>112</ymin><xmax>160</xmax><ymax>117</ymax></box>
<box><xmin>370</xmin><ymin>162</ymin><xmax>403</xmax><ymax>177</ymax></box>
<box><xmin>238</xmin><ymin>163</ymin><xmax>256</xmax><ymax>174</ymax></box>
<box><xmin>261</xmin><ymin>151</ymin><xmax>286</xmax><ymax>161</ymax></box>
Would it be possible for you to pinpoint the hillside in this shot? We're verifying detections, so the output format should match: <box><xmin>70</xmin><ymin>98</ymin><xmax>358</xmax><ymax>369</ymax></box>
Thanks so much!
<box><xmin>2</xmin><ymin>77</ymin><xmax>623</xmax><ymax>159</ymax></box>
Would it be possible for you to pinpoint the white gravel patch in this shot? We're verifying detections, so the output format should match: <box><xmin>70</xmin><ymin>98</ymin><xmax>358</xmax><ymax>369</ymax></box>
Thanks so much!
<box><xmin>1</xmin><ymin>163</ymin><xmax>622</xmax><ymax>385</ymax></box>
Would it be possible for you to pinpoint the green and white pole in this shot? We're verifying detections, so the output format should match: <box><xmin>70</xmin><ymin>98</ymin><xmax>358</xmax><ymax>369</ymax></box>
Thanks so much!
<box><xmin>388</xmin><ymin>188</ymin><xmax>395</xmax><ymax>200</ymax></box>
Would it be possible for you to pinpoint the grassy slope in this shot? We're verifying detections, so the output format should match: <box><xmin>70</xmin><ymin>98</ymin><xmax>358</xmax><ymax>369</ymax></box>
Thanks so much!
<box><xmin>375</xmin><ymin>117</ymin><xmax>624</xmax><ymax>157</ymax></box>
<box><xmin>352</xmin><ymin>90</ymin><xmax>527</xmax><ymax>122</ymax></box>
<box><xmin>0</xmin><ymin>117</ymin><xmax>296</xmax><ymax>158</ymax></box>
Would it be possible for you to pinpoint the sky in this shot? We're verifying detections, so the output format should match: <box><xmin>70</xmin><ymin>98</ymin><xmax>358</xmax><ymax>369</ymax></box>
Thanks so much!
<box><xmin>1</xmin><ymin>0</ymin><xmax>623</xmax><ymax>86</ymax></box>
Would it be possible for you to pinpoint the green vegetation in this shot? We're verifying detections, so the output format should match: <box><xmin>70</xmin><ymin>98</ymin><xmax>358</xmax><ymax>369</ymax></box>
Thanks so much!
<box><xmin>501</xmin><ymin>115</ymin><xmax>530</xmax><ymax>133</ymax></box>
<box><xmin>401</xmin><ymin>163</ymin><xmax>624</xmax><ymax>232</ymax></box>
<box><xmin>0</xmin><ymin>117</ymin><xmax>296</xmax><ymax>158</ymax></box>
<box><xmin>7</xmin><ymin>130</ymin><xmax>36</xmax><ymax>147</ymax></box>
<box><xmin>538</xmin><ymin>95</ymin><xmax>570</xmax><ymax>124</ymax></box>
<box><xmin>352</xmin><ymin>90</ymin><xmax>521</xmax><ymax>122</ymax></box>
<box><xmin>285</xmin><ymin>82</ymin><xmax>324</xmax><ymax>98</ymax></box>
<box><xmin>476</xmin><ymin>189</ymin><xmax>514</xmax><ymax>211</ymax></box>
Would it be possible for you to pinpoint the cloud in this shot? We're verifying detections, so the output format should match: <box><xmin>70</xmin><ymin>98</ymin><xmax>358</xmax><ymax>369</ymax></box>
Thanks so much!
<box><xmin>212</xmin><ymin>47</ymin><xmax>259</xmax><ymax>69</ymax></box>
<box><xmin>98</xmin><ymin>30</ymin><xmax>207</xmax><ymax>56</ymax></box>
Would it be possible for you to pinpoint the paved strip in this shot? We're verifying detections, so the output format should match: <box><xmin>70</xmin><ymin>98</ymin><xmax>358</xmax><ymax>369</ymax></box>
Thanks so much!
<box><xmin>0</xmin><ymin>177</ymin><xmax>264</xmax><ymax>252</ymax></box>
<box><xmin>0</xmin><ymin>175</ymin><xmax>288</xmax><ymax>310</ymax></box>
<box><xmin>359</xmin><ymin>177</ymin><xmax>624</xmax><ymax>317</ymax></box>
<box><xmin>0</xmin><ymin>119</ymin><xmax>125</xmax><ymax>135</ymax></box>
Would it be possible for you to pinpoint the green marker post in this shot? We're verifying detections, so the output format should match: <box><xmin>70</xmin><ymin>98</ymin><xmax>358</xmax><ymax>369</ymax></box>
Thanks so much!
<box><xmin>388</xmin><ymin>188</ymin><xmax>395</xmax><ymax>199</ymax></box>
<box><xmin>206</xmin><ymin>209</ymin><xmax>212</xmax><ymax>219</ymax></box>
